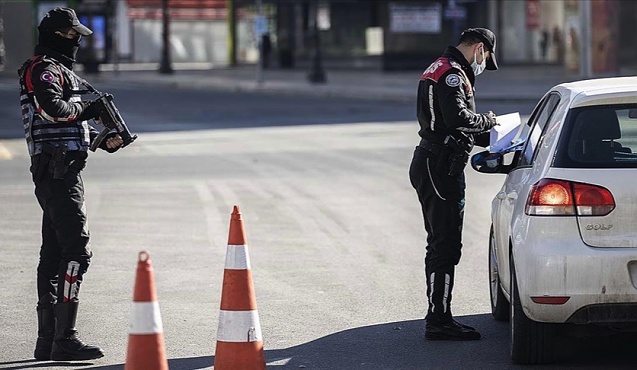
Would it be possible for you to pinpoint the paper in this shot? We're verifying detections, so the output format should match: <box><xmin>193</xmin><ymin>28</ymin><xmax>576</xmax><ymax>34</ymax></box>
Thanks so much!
<box><xmin>489</xmin><ymin>112</ymin><xmax>523</xmax><ymax>153</ymax></box>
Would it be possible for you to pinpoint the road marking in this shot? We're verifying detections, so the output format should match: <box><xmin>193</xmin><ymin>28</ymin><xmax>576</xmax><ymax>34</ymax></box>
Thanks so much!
<box><xmin>0</xmin><ymin>143</ymin><xmax>12</xmax><ymax>160</ymax></box>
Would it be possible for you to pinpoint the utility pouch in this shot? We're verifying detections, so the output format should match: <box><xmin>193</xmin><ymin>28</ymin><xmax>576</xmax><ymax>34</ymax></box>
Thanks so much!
<box><xmin>45</xmin><ymin>143</ymin><xmax>68</xmax><ymax>180</ymax></box>
<box><xmin>447</xmin><ymin>151</ymin><xmax>469</xmax><ymax>177</ymax></box>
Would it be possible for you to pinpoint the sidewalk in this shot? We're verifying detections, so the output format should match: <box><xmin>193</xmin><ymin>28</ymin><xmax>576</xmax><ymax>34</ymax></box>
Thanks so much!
<box><xmin>2</xmin><ymin>62</ymin><xmax>624</xmax><ymax>103</ymax></box>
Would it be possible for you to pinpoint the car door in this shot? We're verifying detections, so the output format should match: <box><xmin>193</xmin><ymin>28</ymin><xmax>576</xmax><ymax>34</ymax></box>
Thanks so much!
<box><xmin>495</xmin><ymin>93</ymin><xmax>561</xmax><ymax>292</ymax></box>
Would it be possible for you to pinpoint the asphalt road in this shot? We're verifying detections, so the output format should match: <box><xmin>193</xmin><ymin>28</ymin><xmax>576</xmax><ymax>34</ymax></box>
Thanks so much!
<box><xmin>1</xmin><ymin>83</ymin><xmax>635</xmax><ymax>369</ymax></box>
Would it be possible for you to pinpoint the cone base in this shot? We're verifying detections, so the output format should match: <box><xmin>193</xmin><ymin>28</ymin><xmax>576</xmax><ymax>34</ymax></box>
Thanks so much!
<box><xmin>126</xmin><ymin>334</ymin><xmax>168</xmax><ymax>370</ymax></box>
<box><xmin>214</xmin><ymin>340</ymin><xmax>265</xmax><ymax>370</ymax></box>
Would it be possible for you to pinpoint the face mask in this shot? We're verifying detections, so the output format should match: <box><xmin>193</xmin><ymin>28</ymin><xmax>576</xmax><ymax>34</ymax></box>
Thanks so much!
<box><xmin>38</xmin><ymin>29</ymin><xmax>81</xmax><ymax>61</ymax></box>
<box><xmin>471</xmin><ymin>47</ymin><xmax>486</xmax><ymax>76</ymax></box>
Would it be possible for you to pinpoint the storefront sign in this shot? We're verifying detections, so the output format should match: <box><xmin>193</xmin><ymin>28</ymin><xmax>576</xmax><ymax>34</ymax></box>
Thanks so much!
<box><xmin>526</xmin><ymin>0</ymin><xmax>540</xmax><ymax>29</ymax></box>
<box><xmin>592</xmin><ymin>0</ymin><xmax>619</xmax><ymax>74</ymax></box>
<box><xmin>389</xmin><ymin>3</ymin><xmax>441</xmax><ymax>34</ymax></box>
<box><xmin>444</xmin><ymin>6</ymin><xmax>467</xmax><ymax>21</ymax></box>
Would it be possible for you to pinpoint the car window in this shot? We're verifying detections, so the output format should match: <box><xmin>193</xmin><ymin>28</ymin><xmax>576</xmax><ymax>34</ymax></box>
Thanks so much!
<box><xmin>516</xmin><ymin>93</ymin><xmax>560</xmax><ymax>167</ymax></box>
<box><xmin>555</xmin><ymin>104</ymin><xmax>637</xmax><ymax>168</ymax></box>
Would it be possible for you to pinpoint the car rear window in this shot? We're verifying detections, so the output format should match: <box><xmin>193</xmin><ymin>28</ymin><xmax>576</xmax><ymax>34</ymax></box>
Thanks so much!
<box><xmin>555</xmin><ymin>104</ymin><xmax>637</xmax><ymax>168</ymax></box>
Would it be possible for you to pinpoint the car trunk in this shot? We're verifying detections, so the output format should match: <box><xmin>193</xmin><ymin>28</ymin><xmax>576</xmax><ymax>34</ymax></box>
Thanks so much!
<box><xmin>576</xmin><ymin>172</ymin><xmax>637</xmax><ymax>248</ymax></box>
<box><xmin>551</xmin><ymin>105</ymin><xmax>637</xmax><ymax>248</ymax></box>
<box><xmin>545</xmin><ymin>169</ymin><xmax>637</xmax><ymax>248</ymax></box>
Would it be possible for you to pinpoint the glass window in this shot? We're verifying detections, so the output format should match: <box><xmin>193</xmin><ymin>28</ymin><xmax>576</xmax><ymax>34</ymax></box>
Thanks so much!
<box><xmin>555</xmin><ymin>105</ymin><xmax>637</xmax><ymax>168</ymax></box>
<box><xmin>517</xmin><ymin>93</ymin><xmax>561</xmax><ymax>166</ymax></box>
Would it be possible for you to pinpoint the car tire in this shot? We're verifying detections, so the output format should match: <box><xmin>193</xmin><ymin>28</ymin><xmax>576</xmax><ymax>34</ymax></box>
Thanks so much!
<box><xmin>510</xmin><ymin>254</ymin><xmax>556</xmax><ymax>364</ymax></box>
<box><xmin>489</xmin><ymin>226</ymin><xmax>509</xmax><ymax>321</ymax></box>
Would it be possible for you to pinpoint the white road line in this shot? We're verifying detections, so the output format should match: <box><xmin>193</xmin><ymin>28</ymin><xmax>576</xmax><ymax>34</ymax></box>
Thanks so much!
<box><xmin>0</xmin><ymin>143</ymin><xmax>12</xmax><ymax>160</ymax></box>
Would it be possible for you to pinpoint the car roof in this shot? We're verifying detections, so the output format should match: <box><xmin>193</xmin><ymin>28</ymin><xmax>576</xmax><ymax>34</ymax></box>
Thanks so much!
<box><xmin>554</xmin><ymin>77</ymin><xmax>637</xmax><ymax>107</ymax></box>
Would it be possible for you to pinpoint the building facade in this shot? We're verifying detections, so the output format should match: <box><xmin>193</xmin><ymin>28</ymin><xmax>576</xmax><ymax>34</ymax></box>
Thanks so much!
<box><xmin>0</xmin><ymin>0</ymin><xmax>634</xmax><ymax>75</ymax></box>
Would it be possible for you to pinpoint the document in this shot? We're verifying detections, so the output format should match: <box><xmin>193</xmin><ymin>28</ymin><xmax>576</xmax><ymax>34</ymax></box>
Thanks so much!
<box><xmin>489</xmin><ymin>112</ymin><xmax>523</xmax><ymax>153</ymax></box>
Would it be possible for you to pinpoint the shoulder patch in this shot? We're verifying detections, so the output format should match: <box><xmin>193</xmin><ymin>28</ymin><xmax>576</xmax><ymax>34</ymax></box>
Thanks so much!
<box><xmin>445</xmin><ymin>74</ymin><xmax>461</xmax><ymax>87</ymax></box>
<box><xmin>40</xmin><ymin>70</ymin><xmax>57</xmax><ymax>84</ymax></box>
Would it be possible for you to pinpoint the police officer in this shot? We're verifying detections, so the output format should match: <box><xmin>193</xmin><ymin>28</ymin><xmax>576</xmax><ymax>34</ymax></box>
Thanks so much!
<box><xmin>409</xmin><ymin>28</ymin><xmax>499</xmax><ymax>340</ymax></box>
<box><xmin>18</xmin><ymin>7</ymin><xmax>123</xmax><ymax>361</ymax></box>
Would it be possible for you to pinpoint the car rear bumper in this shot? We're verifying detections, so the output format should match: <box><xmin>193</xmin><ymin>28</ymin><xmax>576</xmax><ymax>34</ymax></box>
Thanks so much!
<box><xmin>513</xmin><ymin>218</ymin><xmax>637</xmax><ymax>323</ymax></box>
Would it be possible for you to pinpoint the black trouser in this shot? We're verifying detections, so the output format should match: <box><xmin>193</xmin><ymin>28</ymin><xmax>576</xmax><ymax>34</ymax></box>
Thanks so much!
<box><xmin>31</xmin><ymin>151</ymin><xmax>92</xmax><ymax>311</ymax></box>
<box><xmin>409</xmin><ymin>145</ymin><xmax>466</xmax><ymax>324</ymax></box>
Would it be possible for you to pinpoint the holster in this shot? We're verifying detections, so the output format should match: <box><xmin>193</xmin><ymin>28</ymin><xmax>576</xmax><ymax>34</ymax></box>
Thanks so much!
<box><xmin>420</xmin><ymin>136</ymin><xmax>470</xmax><ymax>177</ymax></box>
<box><xmin>447</xmin><ymin>151</ymin><xmax>469</xmax><ymax>177</ymax></box>
<box><xmin>31</xmin><ymin>143</ymin><xmax>69</xmax><ymax>182</ymax></box>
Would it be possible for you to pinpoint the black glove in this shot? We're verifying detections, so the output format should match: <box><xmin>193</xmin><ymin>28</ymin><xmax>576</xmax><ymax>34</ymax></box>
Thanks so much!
<box><xmin>77</xmin><ymin>100</ymin><xmax>102</xmax><ymax>121</ymax></box>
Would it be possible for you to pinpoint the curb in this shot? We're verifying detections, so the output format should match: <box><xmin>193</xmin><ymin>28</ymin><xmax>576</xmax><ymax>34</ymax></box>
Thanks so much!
<box><xmin>96</xmin><ymin>76</ymin><xmax>543</xmax><ymax>104</ymax></box>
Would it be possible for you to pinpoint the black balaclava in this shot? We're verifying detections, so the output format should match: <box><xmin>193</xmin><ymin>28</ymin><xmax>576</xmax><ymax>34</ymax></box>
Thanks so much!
<box><xmin>38</xmin><ymin>27</ymin><xmax>81</xmax><ymax>61</ymax></box>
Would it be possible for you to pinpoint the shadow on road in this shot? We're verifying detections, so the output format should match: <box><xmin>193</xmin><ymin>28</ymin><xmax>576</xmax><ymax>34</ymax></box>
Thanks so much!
<box><xmin>2</xmin><ymin>315</ymin><xmax>636</xmax><ymax>370</ymax></box>
<box><xmin>13</xmin><ymin>314</ymin><xmax>629</xmax><ymax>370</ymax></box>
<box><xmin>0</xmin><ymin>359</ymin><xmax>94</xmax><ymax>370</ymax></box>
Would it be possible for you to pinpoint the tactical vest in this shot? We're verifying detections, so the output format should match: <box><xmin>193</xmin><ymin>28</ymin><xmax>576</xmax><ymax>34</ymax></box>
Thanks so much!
<box><xmin>18</xmin><ymin>55</ymin><xmax>91</xmax><ymax>156</ymax></box>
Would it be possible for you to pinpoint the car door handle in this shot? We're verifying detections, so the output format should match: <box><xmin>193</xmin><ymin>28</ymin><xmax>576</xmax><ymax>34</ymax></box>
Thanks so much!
<box><xmin>496</xmin><ymin>191</ymin><xmax>506</xmax><ymax>200</ymax></box>
<box><xmin>506</xmin><ymin>192</ymin><xmax>518</xmax><ymax>201</ymax></box>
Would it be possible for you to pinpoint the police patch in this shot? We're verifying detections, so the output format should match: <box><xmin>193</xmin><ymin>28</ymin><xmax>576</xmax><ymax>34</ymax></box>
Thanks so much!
<box><xmin>445</xmin><ymin>74</ymin><xmax>461</xmax><ymax>87</ymax></box>
<box><xmin>40</xmin><ymin>71</ymin><xmax>56</xmax><ymax>84</ymax></box>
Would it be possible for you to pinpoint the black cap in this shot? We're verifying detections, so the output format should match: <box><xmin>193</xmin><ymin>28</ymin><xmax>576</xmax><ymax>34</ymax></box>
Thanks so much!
<box><xmin>461</xmin><ymin>27</ymin><xmax>498</xmax><ymax>71</ymax></box>
<box><xmin>38</xmin><ymin>7</ymin><xmax>92</xmax><ymax>36</ymax></box>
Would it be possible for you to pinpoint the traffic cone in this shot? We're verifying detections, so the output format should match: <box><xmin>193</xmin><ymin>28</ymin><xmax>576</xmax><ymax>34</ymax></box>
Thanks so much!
<box><xmin>214</xmin><ymin>206</ymin><xmax>265</xmax><ymax>370</ymax></box>
<box><xmin>126</xmin><ymin>251</ymin><xmax>168</xmax><ymax>370</ymax></box>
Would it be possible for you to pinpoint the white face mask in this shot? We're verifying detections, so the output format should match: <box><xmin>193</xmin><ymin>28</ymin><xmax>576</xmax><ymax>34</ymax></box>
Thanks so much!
<box><xmin>471</xmin><ymin>47</ymin><xmax>486</xmax><ymax>76</ymax></box>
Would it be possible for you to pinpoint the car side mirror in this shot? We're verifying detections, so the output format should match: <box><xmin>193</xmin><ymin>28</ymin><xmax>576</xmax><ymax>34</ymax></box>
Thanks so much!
<box><xmin>471</xmin><ymin>150</ymin><xmax>504</xmax><ymax>174</ymax></box>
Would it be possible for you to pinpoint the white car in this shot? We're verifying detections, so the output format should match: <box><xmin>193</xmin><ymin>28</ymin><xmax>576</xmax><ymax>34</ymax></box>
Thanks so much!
<box><xmin>472</xmin><ymin>77</ymin><xmax>637</xmax><ymax>364</ymax></box>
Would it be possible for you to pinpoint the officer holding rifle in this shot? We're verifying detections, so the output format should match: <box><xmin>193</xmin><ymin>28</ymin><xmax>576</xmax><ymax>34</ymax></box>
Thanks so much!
<box><xmin>18</xmin><ymin>7</ymin><xmax>123</xmax><ymax>361</ymax></box>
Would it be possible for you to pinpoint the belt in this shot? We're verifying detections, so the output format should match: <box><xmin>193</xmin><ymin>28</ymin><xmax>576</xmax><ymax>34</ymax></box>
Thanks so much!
<box><xmin>418</xmin><ymin>138</ymin><xmax>444</xmax><ymax>155</ymax></box>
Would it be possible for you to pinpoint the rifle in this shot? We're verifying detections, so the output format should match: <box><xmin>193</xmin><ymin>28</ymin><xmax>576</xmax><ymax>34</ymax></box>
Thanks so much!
<box><xmin>68</xmin><ymin>68</ymin><xmax>137</xmax><ymax>152</ymax></box>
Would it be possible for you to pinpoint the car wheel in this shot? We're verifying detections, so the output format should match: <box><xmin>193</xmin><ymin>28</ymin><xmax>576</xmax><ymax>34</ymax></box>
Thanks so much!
<box><xmin>489</xmin><ymin>226</ymin><xmax>509</xmax><ymax>321</ymax></box>
<box><xmin>510</xmin><ymin>254</ymin><xmax>556</xmax><ymax>365</ymax></box>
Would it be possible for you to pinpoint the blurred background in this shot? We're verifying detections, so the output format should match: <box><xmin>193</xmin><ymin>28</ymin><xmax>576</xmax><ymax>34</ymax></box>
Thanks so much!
<box><xmin>0</xmin><ymin>0</ymin><xmax>633</xmax><ymax>78</ymax></box>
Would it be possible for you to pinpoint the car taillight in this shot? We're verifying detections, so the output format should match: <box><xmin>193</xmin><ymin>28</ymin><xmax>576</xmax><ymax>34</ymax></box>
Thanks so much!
<box><xmin>525</xmin><ymin>179</ymin><xmax>615</xmax><ymax>216</ymax></box>
<box><xmin>572</xmin><ymin>182</ymin><xmax>615</xmax><ymax>216</ymax></box>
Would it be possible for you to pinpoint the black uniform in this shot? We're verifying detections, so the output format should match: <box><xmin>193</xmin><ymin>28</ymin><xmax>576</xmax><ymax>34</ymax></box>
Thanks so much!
<box><xmin>409</xmin><ymin>46</ymin><xmax>496</xmax><ymax>326</ymax></box>
<box><xmin>19</xmin><ymin>44</ymin><xmax>97</xmax><ymax>310</ymax></box>
<box><xmin>20</xmin><ymin>6</ymin><xmax>107</xmax><ymax>361</ymax></box>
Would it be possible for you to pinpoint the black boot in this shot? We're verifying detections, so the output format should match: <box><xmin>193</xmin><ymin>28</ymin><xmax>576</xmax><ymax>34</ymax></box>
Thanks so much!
<box><xmin>34</xmin><ymin>307</ymin><xmax>55</xmax><ymax>360</ymax></box>
<box><xmin>424</xmin><ymin>268</ymin><xmax>480</xmax><ymax>340</ymax></box>
<box><xmin>50</xmin><ymin>302</ymin><xmax>104</xmax><ymax>361</ymax></box>
<box><xmin>425</xmin><ymin>318</ymin><xmax>481</xmax><ymax>341</ymax></box>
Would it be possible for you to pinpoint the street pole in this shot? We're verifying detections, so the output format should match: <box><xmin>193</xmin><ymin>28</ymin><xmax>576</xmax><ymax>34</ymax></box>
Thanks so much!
<box><xmin>448</xmin><ymin>0</ymin><xmax>461</xmax><ymax>44</ymax></box>
<box><xmin>255</xmin><ymin>0</ymin><xmax>263</xmax><ymax>85</ymax></box>
<box><xmin>580</xmin><ymin>0</ymin><xmax>592</xmax><ymax>79</ymax></box>
<box><xmin>227</xmin><ymin>0</ymin><xmax>237</xmax><ymax>67</ymax></box>
<box><xmin>0</xmin><ymin>1</ymin><xmax>5</xmax><ymax>72</ymax></box>
<box><xmin>107</xmin><ymin>0</ymin><xmax>119</xmax><ymax>75</ymax></box>
<box><xmin>159</xmin><ymin>0</ymin><xmax>173</xmax><ymax>74</ymax></box>
<box><xmin>307</xmin><ymin>1</ymin><xmax>326</xmax><ymax>84</ymax></box>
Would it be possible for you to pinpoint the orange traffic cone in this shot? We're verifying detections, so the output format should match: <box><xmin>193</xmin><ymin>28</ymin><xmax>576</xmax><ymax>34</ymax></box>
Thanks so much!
<box><xmin>126</xmin><ymin>251</ymin><xmax>168</xmax><ymax>370</ymax></box>
<box><xmin>214</xmin><ymin>206</ymin><xmax>265</xmax><ymax>370</ymax></box>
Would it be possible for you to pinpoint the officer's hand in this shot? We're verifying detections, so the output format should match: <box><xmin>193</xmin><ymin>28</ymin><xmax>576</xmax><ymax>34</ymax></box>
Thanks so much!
<box><xmin>78</xmin><ymin>100</ymin><xmax>101</xmax><ymax>121</ymax></box>
<box><xmin>100</xmin><ymin>133</ymin><xmax>123</xmax><ymax>153</ymax></box>
<box><xmin>486</xmin><ymin>111</ymin><xmax>499</xmax><ymax>127</ymax></box>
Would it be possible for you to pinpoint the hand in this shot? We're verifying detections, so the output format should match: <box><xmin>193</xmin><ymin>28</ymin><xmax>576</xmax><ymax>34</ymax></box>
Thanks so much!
<box><xmin>100</xmin><ymin>133</ymin><xmax>124</xmax><ymax>153</ymax></box>
<box><xmin>486</xmin><ymin>111</ymin><xmax>499</xmax><ymax>127</ymax></box>
<box><xmin>106</xmin><ymin>134</ymin><xmax>123</xmax><ymax>150</ymax></box>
